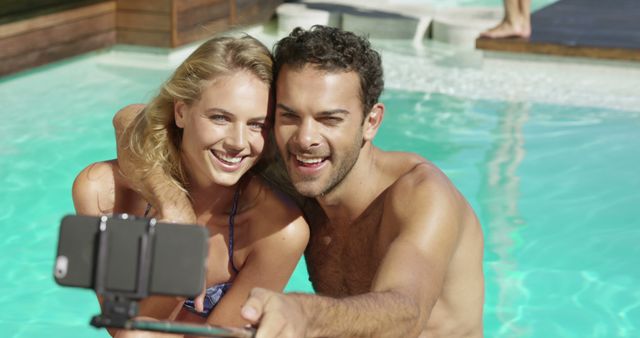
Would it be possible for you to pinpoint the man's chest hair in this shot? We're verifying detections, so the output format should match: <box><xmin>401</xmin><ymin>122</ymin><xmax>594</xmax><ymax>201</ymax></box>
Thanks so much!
<box><xmin>305</xmin><ymin>210</ymin><xmax>388</xmax><ymax>296</ymax></box>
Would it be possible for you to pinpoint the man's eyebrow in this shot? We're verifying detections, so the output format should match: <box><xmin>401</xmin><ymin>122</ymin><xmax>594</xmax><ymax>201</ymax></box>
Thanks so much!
<box><xmin>276</xmin><ymin>103</ymin><xmax>297</xmax><ymax>114</ymax></box>
<box><xmin>276</xmin><ymin>104</ymin><xmax>350</xmax><ymax>116</ymax></box>
<box><xmin>318</xmin><ymin>109</ymin><xmax>350</xmax><ymax>116</ymax></box>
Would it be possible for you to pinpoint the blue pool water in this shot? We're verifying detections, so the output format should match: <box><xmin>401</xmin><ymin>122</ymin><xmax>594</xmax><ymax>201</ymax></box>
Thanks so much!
<box><xmin>1</xmin><ymin>33</ymin><xmax>640</xmax><ymax>338</ymax></box>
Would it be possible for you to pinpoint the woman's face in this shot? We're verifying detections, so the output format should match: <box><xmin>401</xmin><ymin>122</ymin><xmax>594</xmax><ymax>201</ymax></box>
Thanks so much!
<box><xmin>175</xmin><ymin>70</ymin><xmax>271</xmax><ymax>188</ymax></box>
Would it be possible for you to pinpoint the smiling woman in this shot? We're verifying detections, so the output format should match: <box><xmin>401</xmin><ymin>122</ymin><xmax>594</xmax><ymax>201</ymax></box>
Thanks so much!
<box><xmin>173</xmin><ymin>71</ymin><xmax>270</xmax><ymax>188</ymax></box>
<box><xmin>71</xmin><ymin>34</ymin><xmax>309</xmax><ymax>337</ymax></box>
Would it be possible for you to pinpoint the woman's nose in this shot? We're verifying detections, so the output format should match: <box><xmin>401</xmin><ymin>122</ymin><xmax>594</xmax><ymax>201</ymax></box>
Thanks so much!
<box><xmin>225</xmin><ymin>124</ymin><xmax>247</xmax><ymax>150</ymax></box>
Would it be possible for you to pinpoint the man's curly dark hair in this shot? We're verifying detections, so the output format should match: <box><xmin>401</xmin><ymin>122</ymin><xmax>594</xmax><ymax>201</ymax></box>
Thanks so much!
<box><xmin>273</xmin><ymin>25</ymin><xmax>384</xmax><ymax>117</ymax></box>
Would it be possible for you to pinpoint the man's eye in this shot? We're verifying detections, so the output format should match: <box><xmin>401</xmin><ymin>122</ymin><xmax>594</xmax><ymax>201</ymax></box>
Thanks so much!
<box><xmin>279</xmin><ymin>112</ymin><xmax>297</xmax><ymax>119</ymax></box>
<box><xmin>323</xmin><ymin>117</ymin><xmax>342</xmax><ymax>124</ymax></box>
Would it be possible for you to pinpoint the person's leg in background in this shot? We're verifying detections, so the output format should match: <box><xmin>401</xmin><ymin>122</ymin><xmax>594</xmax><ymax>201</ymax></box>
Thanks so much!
<box><xmin>481</xmin><ymin>0</ymin><xmax>531</xmax><ymax>38</ymax></box>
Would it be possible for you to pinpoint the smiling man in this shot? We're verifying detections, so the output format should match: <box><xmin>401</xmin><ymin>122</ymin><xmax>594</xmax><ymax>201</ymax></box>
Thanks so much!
<box><xmin>115</xmin><ymin>26</ymin><xmax>485</xmax><ymax>338</ymax></box>
<box><xmin>236</xmin><ymin>26</ymin><xmax>485</xmax><ymax>338</ymax></box>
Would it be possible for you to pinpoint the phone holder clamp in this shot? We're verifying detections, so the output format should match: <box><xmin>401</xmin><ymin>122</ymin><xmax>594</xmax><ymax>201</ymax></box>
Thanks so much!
<box><xmin>90</xmin><ymin>214</ymin><xmax>157</xmax><ymax>329</ymax></box>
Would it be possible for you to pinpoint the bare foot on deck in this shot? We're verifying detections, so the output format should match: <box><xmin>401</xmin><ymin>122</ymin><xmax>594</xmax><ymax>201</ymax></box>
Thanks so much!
<box><xmin>481</xmin><ymin>20</ymin><xmax>531</xmax><ymax>39</ymax></box>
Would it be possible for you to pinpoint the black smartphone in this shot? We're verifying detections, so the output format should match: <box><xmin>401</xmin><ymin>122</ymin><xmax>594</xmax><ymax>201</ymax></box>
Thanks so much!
<box><xmin>54</xmin><ymin>214</ymin><xmax>208</xmax><ymax>297</ymax></box>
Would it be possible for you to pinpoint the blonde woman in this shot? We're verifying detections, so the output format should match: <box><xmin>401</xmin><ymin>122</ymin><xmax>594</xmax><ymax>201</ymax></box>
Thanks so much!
<box><xmin>72</xmin><ymin>35</ymin><xmax>309</xmax><ymax>337</ymax></box>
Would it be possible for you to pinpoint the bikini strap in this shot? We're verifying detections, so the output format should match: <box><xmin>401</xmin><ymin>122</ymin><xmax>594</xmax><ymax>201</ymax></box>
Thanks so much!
<box><xmin>228</xmin><ymin>187</ymin><xmax>241</xmax><ymax>274</ymax></box>
<box><xmin>146</xmin><ymin>190</ymin><xmax>240</xmax><ymax>273</ymax></box>
<box><xmin>143</xmin><ymin>203</ymin><xmax>152</xmax><ymax>217</ymax></box>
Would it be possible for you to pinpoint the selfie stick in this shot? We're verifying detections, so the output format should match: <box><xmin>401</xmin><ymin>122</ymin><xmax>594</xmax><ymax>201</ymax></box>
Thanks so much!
<box><xmin>87</xmin><ymin>215</ymin><xmax>256</xmax><ymax>338</ymax></box>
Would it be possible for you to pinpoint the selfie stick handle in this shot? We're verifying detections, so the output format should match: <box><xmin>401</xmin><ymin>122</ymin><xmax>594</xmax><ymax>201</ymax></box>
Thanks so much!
<box><xmin>90</xmin><ymin>215</ymin><xmax>157</xmax><ymax>329</ymax></box>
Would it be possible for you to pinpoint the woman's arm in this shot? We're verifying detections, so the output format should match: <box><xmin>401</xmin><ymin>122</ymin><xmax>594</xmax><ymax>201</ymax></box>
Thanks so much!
<box><xmin>205</xmin><ymin>186</ymin><xmax>310</xmax><ymax>327</ymax></box>
<box><xmin>72</xmin><ymin>161</ymin><xmax>184</xmax><ymax>337</ymax></box>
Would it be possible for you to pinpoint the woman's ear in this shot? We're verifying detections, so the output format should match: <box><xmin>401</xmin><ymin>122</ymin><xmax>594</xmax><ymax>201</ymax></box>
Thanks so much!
<box><xmin>174</xmin><ymin>101</ymin><xmax>187</xmax><ymax>128</ymax></box>
<box><xmin>363</xmin><ymin>103</ymin><xmax>384</xmax><ymax>142</ymax></box>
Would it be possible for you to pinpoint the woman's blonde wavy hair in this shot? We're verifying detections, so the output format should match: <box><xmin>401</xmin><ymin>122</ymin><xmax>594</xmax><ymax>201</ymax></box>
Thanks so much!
<box><xmin>127</xmin><ymin>35</ymin><xmax>273</xmax><ymax>192</ymax></box>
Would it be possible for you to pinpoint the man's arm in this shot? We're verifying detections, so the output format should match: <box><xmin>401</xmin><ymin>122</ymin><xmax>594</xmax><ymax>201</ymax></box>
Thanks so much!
<box><xmin>242</xmin><ymin>165</ymin><xmax>463</xmax><ymax>337</ymax></box>
<box><xmin>113</xmin><ymin>104</ymin><xmax>196</xmax><ymax>223</ymax></box>
<box><xmin>243</xmin><ymin>288</ymin><xmax>422</xmax><ymax>338</ymax></box>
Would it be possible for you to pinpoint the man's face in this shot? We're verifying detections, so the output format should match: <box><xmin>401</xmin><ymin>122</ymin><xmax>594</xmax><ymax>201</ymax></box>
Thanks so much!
<box><xmin>274</xmin><ymin>64</ymin><xmax>365</xmax><ymax>198</ymax></box>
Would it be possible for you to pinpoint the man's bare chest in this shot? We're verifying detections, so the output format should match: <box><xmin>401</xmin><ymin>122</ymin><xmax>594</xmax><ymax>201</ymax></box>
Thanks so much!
<box><xmin>305</xmin><ymin>213</ymin><xmax>389</xmax><ymax>297</ymax></box>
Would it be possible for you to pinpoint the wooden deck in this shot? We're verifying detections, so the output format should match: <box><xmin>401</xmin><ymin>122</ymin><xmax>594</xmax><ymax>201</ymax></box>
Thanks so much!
<box><xmin>476</xmin><ymin>0</ymin><xmax>640</xmax><ymax>61</ymax></box>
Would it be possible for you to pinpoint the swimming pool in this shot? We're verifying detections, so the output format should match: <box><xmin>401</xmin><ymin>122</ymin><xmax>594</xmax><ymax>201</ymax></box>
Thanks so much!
<box><xmin>2</xmin><ymin>24</ymin><xmax>640</xmax><ymax>338</ymax></box>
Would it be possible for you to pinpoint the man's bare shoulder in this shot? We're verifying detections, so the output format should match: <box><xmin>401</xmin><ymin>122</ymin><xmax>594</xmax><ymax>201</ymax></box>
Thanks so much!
<box><xmin>377</xmin><ymin>150</ymin><xmax>427</xmax><ymax>172</ymax></box>
<box><xmin>379</xmin><ymin>151</ymin><xmax>466</xmax><ymax>227</ymax></box>
<box><xmin>377</xmin><ymin>150</ymin><xmax>451</xmax><ymax>192</ymax></box>
<box><xmin>396</xmin><ymin>159</ymin><xmax>452</xmax><ymax>193</ymax></box>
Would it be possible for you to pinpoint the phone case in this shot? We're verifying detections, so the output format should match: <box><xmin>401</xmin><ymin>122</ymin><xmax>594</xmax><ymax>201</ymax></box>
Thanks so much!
<box><xmin>54</xmin><ymin>214</ymin><xmax>208</xmax><ymax>297</ymax></box>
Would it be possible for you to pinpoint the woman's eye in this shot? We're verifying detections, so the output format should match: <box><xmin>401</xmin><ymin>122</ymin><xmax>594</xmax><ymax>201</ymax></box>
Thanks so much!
<box><xmin>249</xmin><ymin>122</ymin><xmax>266</xmax><ymax>131</ymax></box>
<box><xmin>210</xmin><ymin>114</ymin><xmax>227</xmax><ymax>122</ymax></box>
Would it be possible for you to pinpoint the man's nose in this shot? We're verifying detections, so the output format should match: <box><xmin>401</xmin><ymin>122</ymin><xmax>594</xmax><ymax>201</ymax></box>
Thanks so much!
<box><xmin>294</xmin><ymin>119</ymin><xmax>321</xmax><ymax>150</ymax></box>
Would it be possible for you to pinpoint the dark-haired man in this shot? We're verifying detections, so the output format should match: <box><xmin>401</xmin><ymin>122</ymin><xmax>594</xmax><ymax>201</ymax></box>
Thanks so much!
<box><xmin>115</xmin><ymin>26</ymin><xmax>484</xmax><ymax>337</ymax></box>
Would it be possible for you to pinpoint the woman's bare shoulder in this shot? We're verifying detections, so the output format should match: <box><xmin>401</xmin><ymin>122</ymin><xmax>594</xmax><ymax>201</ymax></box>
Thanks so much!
<box><xmin>244</xmin><ymin>176</ymin><xmax>309</xmax><ymax>242</ymax></box>
<box><xmin>113</xmin><ymin>104</ymin><xmax>145</xmax><ymax>129</ymax></box>
<box><xmin>73</xmin><ymin>160</ymin><xmax>145</xmax><ymax>216</ymax></box>
<box><xmin>72</xmin><ymin>160</ymin><xmax>119</xmax><ymax>215</ymax></box>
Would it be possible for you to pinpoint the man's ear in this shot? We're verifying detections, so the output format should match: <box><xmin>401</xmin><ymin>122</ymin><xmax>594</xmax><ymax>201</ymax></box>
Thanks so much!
<box><xmin>174</xmin><ymin>101</ymin><xmax>187</xmax><ymax>128</ymax></box>
<box><xmin>363</xmin><ymin>103</ymin><xmax>384</xmax><ymax>142</ymax></box>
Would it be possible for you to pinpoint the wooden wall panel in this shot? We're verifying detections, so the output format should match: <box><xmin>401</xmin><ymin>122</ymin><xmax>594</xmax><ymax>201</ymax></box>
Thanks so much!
<box><xmin>175</xmin><ymin>0</ymin><xmax>225</xmax><ymax>12</ymax></box>
<box><xmin>0</xmin><ymin>31</ymin><xmax>115</xmax><ymax>76</ymax></box>
<box><xmin>116</xmin><ymin>0</ymin><xmax>171</xmax><ymax>13</ymax></box>
<box><xmin>0</xmin><ymin>0</ymin><xmax>106</xmax><ymax>22</ymax></box>
<box><xmin>234</xmin><ymin>0</ymin><xmax>281</xmax><ymax>28</ymax></box>
<box><xmin>115</xmin><ymin>0</ymin><xmax>172</xmax><ymax>46</ymax></box>
<box><xmin>1</xmin><ymin>12</ymin><xmax>114</xmax><ymax>59</ymax></box>
<box><xmin>176</xmin><ymin>18</ymin><xmax>230</xmax><ymax>46</ymax></box>
<box><xmin>0</xmin><ymin>1</ymin><xmax>114</xmax><ymax>39</ymax></box>
<box><xmin>175</xmin><ymin>0</ymin><xmax>229</xmax><ymax>32</ymax></box>
<box><xmin>0</xmin><ymin>1</ymin><xmax>115</xmax><ymax>76</ymax></box>
<box><xmin>116</xmin><ymin>11</ymin><xmax>171</xmax><ymax>31</ymax></box>
<box><xmin>174</xmin><ymin>0</ymin><xmax>230</xmax><ymax>46</ymax></box>
<box><xmin>117</xmin><ymin>29</ymin><xmax>172</xmax><ymax>47</ymax></box>
<box><xmin>0</xmin><ymin>0</ymin><xmax>284</xmax><ymax>75</ymax></box>
<box><xmin>171</xmin><ymin>0</ymin><xmax>283</xmax><ymax>47</ymax></box>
